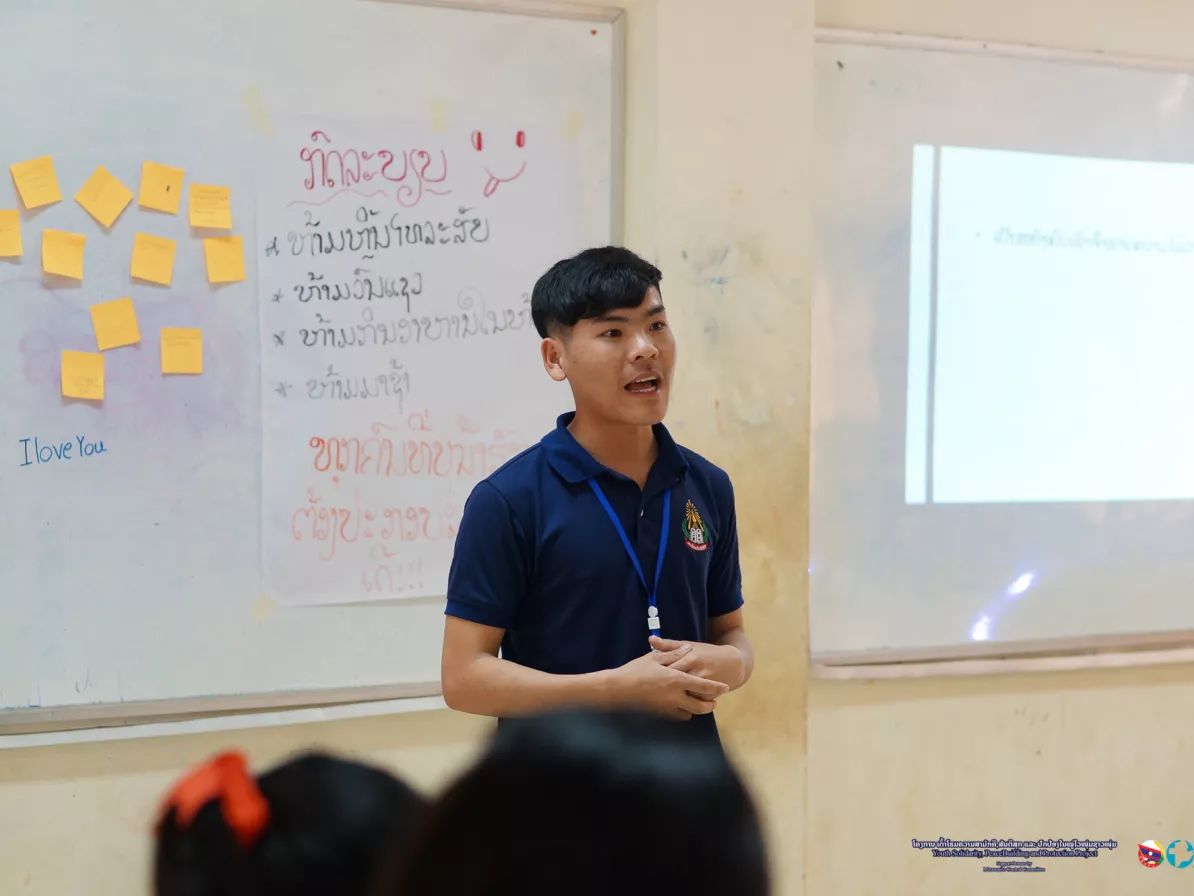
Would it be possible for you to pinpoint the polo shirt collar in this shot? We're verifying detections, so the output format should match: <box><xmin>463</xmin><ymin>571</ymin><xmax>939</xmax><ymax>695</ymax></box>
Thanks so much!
<box><xmin>543</xmin><ymin>412</ymin><xmax>688</xmax><ymax>485</ymax></box>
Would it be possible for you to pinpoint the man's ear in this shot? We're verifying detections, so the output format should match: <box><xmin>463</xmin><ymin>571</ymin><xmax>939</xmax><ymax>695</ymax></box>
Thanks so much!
<box><xmin>541</xmin><ymin>336</ymin><xmax>568</xmax><ymax>383</ymax></box>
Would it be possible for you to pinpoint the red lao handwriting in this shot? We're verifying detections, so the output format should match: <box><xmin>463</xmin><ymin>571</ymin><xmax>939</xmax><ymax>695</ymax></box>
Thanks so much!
<box><xmin>362</xmin><ymin>556</ymin><xmax>426</xmax><ymax>596</ymax></box>
<box><xmin>308</xmin><ymin>413</ymin><xmax>527</xmax><ymax>479</ymax></box>
<box><xmin>299</xmin><ymin>130</ymin><xmax>450</xmax><ymax>208</ymax></box>
<box><xmin>290</xmin><ymin>487</ymin><xmax>460</xmax><ymax>561</ymax></box>
<box><xmin>296</xmin><ymin>128</ymin><xmax>530</xmax><ymax>206</ymax></box>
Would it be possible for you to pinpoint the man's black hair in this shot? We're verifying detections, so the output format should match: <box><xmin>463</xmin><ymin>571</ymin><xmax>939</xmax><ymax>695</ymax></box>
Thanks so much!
<box><xmin>530</xmin><ymin>246</ymin><xmax>663</xmax><ymax>338</ymax></box>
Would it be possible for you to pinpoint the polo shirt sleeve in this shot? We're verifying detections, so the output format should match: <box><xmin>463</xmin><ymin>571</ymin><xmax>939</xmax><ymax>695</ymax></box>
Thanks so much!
<box><xmin>708</xmin><ymin>475</ymin><xmax>745</xmax><ymax>618</ymax></box>
<box><xmin>445</xmin><ymin>481</ymin><xmax>529</xmax><ymax>630</ymax></box>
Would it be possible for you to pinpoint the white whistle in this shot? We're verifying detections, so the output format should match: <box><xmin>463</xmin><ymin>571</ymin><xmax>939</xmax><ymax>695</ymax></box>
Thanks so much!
<box><xmin>648</xmin><ymin>616</ymin><xmax>661</xmax><ymax>631</ymax></box>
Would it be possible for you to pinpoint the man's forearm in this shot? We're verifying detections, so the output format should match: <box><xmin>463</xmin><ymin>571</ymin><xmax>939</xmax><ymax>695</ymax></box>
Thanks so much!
<box><xmin>443</xmin><ymin>653</ymin><xmax>618</xmax><ymax>718</ymax></box>
<box><xmin>713</xmin><ymin>628</ymin><xmax>754</xmax><ymax>691</ymax></box>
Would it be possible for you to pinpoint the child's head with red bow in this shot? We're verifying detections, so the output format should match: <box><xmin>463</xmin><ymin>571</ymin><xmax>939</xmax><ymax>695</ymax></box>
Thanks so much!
<box><xmin>154</xmin><ymin>750</ymin><xmax>425</xmax><ymax>896</ymax></box>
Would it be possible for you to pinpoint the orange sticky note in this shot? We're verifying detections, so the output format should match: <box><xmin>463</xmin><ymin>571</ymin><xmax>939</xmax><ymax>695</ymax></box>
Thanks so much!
<box><xmin>42</xmin><ymin>229</ymin><xmax>86</xmax><ymax>279</ymax></box>
<box><xmin>0</xmin><ymin>210</ymin><xmax>21</xmax><ymax>257</ymax></box>
<box><xmin>10</xmin><ymin>156</ymin><xmax>62</xmax><ymax>209</ymax></box>
<box><xmin>203</xmin><ymin>236</ymin><xmax>244</xmax><ymax>283</ymax></box>
<box><xmin>161</xmin><ymin>328</ymin><xmax>203</xmax><ymax>374</ymax></box>
<box><xmin>61</xmin><ymin>350</ymin><xmax>105</xmax><ymax>400</ymax></box>
<box><xmin>91</xmin><ymin>298</ymin><xmax>141</xmax><ymax>351</ymax></box>
<box><xmin>139</xmin><ymin>161</ymin><xmax>185</xmax><ymax>214</ymax></box>
<box><xmin>75</xmin><ymin>166</ymin><xmax>133</xmax><ymax>228</ymax></box>
<box><xmin>131</xmin><ymin>233</ymin><xmax>177</xmax><ymax>285</ymax></box>
<box><xmin>189</xmin><ymin>184</ymin><xmax>232</xmax><ymax>229</ymax></box>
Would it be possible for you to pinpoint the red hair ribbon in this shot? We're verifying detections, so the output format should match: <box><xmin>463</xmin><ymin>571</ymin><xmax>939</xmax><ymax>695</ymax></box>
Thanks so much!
<box><xmin>158</xmin><ymin>751</ymin><xmax>271</xmax><ymax>848</ymax></box>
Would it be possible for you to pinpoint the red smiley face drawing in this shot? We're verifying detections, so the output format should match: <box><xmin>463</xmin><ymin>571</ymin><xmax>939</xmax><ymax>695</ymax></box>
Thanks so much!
<box><xmin>470</xmin><ymin>129</ymin><xmax>528</xmax><ymax>197</ymax></box>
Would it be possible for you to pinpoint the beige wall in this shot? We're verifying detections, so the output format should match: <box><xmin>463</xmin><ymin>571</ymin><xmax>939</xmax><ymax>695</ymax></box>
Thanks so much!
<box><xmin>623</xmin><ymin>2</ymin><xmax>810</xmax><ymax>894</ymax></box>
<box><xmin>6</xmin><ymin>2</ymin><xmax>1193</xmax><ymax>895</ymax></box>
<box><xmin>810</xmin><ymin>2</ymin><xmax>1194</xmax><ymax>895</ymax></box>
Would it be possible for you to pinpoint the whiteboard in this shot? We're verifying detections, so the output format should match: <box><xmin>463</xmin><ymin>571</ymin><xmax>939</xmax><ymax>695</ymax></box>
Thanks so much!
<box><xmin>0</xmin><ymin>0</ymin><xmax>618</xmax><ymax>725</ymax></box>
<box><xmin>257</xmin><ymin>114</ymin><xmax>589</xmax><ymax>606</ymax></box>
<box><xmin>811</xmin><ymin>33</ymin><xmax>1194</xmax><ymax>662</ymax></box>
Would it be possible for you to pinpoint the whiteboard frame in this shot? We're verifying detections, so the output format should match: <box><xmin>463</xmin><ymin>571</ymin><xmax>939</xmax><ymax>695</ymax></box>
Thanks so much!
<box><xmin>812</xmin><ymin>27</ymin><xmax>1194</xmax><ymax>678</ymax></box>
<box><xmin>0</xmin><ymin>696</ymin><xmax>453</xmax><ymax>751</ymax></box>
<box><xmin>0</xmin><ymin>681</ymin><xmax>441</xmax><ymax>735</ymax></box>
<box><xmin>813</xmin><ymin>645</ymin><xmax>1194</xmax><ymax>681</ymax></box>
<box><xmin>374</xmin><ymin>0</ymin><xmax>622</xmax><ymax>23</ymax></box>
<box><xmin>3</xmin><ymin>0</ymin><xmax>628</xmax><ymax>733</ymax></box>
<box><xmin>812</xmin><ymin>630</ymin><xmax>1194</xmax><ymax>678</ymax></box>
<box><xmin>816</xmin><ymin>27</ymin><xmax>1194</xmax><ymax>75</ymax></box>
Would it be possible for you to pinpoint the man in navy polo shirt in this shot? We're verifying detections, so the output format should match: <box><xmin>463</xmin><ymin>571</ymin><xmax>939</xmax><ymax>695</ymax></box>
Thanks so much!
<box><xmin>441</xmin><ymin>246</ymin><xmax>754</xmax><ymax>743</ymax></box>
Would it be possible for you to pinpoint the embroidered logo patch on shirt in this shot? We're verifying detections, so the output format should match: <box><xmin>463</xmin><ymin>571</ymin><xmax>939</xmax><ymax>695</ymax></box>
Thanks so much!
<box><xmin>683</xmin><ymin>499</ymin><xmax>710</xmax><ymax>552</ymax></box>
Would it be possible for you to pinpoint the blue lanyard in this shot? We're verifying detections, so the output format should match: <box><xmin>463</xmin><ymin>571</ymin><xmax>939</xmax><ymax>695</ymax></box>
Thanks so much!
<box><xmin>588</xmin><ymin>480</ymin><xmax>670</xmax><ymax>637</ymax></box>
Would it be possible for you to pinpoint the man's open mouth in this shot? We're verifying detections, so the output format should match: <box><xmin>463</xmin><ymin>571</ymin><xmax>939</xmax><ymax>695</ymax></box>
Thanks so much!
<box><xmin>625</xmin><ymin>376</ymin><xmax>660</xmax><ymax>394</ymax></box>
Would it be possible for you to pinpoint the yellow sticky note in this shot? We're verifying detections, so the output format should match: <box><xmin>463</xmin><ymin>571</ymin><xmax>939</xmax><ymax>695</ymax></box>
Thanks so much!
<box><xmin>131</xmin><ymin>233</ymin><xmax>177</xmax><ymax>285</ymax></box>
<box><xmin>189</xmin><ymin>184</ymin><xmax>232</xmax><ymax>229</ymax></box>
<box><xmin>61</xmin><ymin>350</ymin><xmax>105</xmax><ymax>401</ymax></box>
<box><xmin>91</xmin><ymin>297</ymin><xmax>141</xmax><ymax>351</ymax></box>
<box><xmin>75</xmin><ymin>165</ymin><xmax>133</xmax><ymax>228</ymax></box>
<box><xmin>139</xmin><ymin>161</ymin><xmax>185</xmax><ymax>214</ymax></box>
<box><xmin>42</xmin><ymin>229</ymin><xmax>86</xmax><ymax>279</ymax></box>
<box><xmin>161</xmin><ymin>328</ymin><xmax>203</xmax><ymax>374</ymax></box>
<box><xmin>10</xmin><ymin>156</ymin><xmax>62</xmax><ymax>209</ymax></box>
<box><xmin>0</xmin><ymin>210</ymin><xmax>22</xmax><ymax>257</ymax></box>
<box><xmin>203</xmin><ymin>236</ymin><xmax>245</xmax><ymax>283</ymax></box>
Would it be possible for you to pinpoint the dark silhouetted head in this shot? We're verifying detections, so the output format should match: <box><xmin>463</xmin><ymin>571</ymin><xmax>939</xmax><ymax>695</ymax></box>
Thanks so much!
<box><xmin>377</xmin><ymin>710</ymin><xmax>769</xmax><ymax>896</ymax></box>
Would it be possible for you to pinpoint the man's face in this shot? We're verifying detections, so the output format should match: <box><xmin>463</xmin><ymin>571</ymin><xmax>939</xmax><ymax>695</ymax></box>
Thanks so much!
<box><xmin>542</xmin><ymin>287</ymin><xmax>676</xmax><ymax>426</ymax></box>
